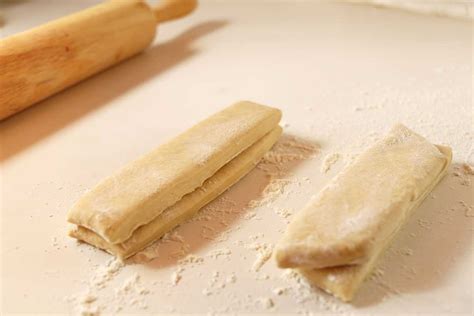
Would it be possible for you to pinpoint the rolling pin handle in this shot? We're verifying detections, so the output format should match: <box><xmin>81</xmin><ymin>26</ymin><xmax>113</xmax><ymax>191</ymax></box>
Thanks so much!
<box><xmin>153</xmin><ymin>0</ymin><xmax>198</xmax><ymax>24</ymax></box>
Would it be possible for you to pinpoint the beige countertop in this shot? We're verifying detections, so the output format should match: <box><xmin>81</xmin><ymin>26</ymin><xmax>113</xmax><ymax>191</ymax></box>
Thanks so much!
<box><xmin>1</xmin><ymin>1</ymin><xmax>472</xmax><ymax>315</ymax></box>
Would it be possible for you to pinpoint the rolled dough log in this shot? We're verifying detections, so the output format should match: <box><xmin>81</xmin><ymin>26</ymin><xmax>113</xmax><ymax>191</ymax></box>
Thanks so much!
<box><xmin>70</xmin><ymin>126</ymin><xmax>282</xmax><ymax>259</ymax></box>
<box><xmin>67</xmin><ymin>101</ymin><xmax>281</xmax><ymax>244</ymax></box>
<box><xmin>298</xmin><ymin>144</ymin><xmax>452</xmax><ymax>302</ymax></box>
<box><xmin>275</xmin><ymin>124</ymin><xmax>452</xmax><ymax>269</ymax></box>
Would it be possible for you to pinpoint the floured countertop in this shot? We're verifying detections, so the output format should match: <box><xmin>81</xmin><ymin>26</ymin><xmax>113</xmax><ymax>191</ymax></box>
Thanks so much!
<box><xmin>1</xmin><ymin>1</ymin><xmax>472</xmax><ymax>315</ymax></box>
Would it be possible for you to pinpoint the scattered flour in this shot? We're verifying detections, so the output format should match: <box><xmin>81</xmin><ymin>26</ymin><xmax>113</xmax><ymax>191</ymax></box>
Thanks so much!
<box><xmin>131</xmin><ymin>196</ymin><xmax>239</xmax><ymax>263</ymax></box>
<box><xmin>248</xmin><ymin>135</ymin><xmax>319</xmax><ymax>208</ymax></box>
<box><xmin>400</xmin><ymin>248</ymin><xmax>414</xmax><ymax>256</ymax></box>
<box><xmin>452</xmin><ymin>163</ymin><xmax>474</xmax><ymax>186</ymax></box>
<box><xmin>178</xmin><ymin>254</ymin><xmax>205</xmax><ymax>266</ymax></box>
<box><xmin>373</xmin><ymin>267</ymin><xmax>385</xmax><ymax>278</ymax></box>
<box><xmin>243</xmin><ymin>210</ymin><xmax>257</xmax><ymax>220</ymax></box>
<box><xmin>257</xmin><ymin>297</ymin><xmax>274</xmax><ymax>309</ymax></box>
<box><xmin>248</xmin><ymin>178</ymin><xmax>292</xmax><ymax>208</ymax></box>
<box><xmin>160</xmin><ymin>231</ymin><xmax>191</xmax><ymax>259</ymax></box>
<box><xmin>462</xmin><ymin>163</ymin><xmax>474</xmax><ymax>175</ymax></box>
<box><xmin>245</xmin><ymin>242</ymin><xmax>274</xmax><ymax>272</ymax></box>
<box><xmin>249</xmin><ymin>233</ymin><xmax>265</xmax><ymax>241</ymax></box>
<box><xmin>201</xmin><ymin>271</ymin><xmax>237</xmax><ymax>296</ymax></box>
<box><xmin>417</xmin><ymin>219</ymin><xmax>432</xmax><ymax>229</ymax></box>
<box><xmin>194</xmin><ymin>197</ymin><xmax>241</xmax><ymax>242</ymax></box>
<box><xmin>80</xmin><ymin>293</ymin><xmax>97</xmax><ymax>304</ymax></box>
<box><xmin>22</xmin><ymin>25</ymin><xmax>473</xmax><ymax>316</ymax></box>
<box><xmin>114</xmin><ymin>274</ymin><xmax>151</xmax><ymax>311</ymax></box>
<box><xmin>255</xmin><ymin>274</ymin><xmax>270</xmax><ymax>281</ymax></box>
<box><xmin>68</xmin><ymin>258</ymin><xmax>152</xmax><ymax>315</ymax></box>
<box><xmin>171</xmin><ymin>269</ymin><xmax>183</xmax><ymax>286</ymax></box>
<box><xmin>320</xmin><ymin>152</ymin><xmax>341</xmax><ymax>173</ymax></box>
<box><xmin>207</xmin><ymin>248</ymin><xmax>232</xmax><ymax>260</ymax></box>
<box><xmin>280</xmin><ymin>269</ymin><xmax>350</xmax><ymax>313</ymax></box>
<box><xmin>371</xmin><ymin>268</ymin><xmax>402</xmax><ymax>298</ymax></box>
<box><xmin>459</xmin><ymin>201</ymin><xmax>474</xmax><ymax>217</ymax></box>
<box><xmin>275</xmin><ymin>208</ymin><xmax>293</xmax><ymax>222</ymax></box>
<box><xmin>273</xmin><ymin>287</ymin><xmax>290</xmax><ymax>295</ymax></box>
<box><xmin>78</xmin><ymin>305</ymin><xmax>99</xmax><ymax>316</ymax></box>
<box><xmin>260</xmin><ymin>135</ymin><xmax>319</xmax><ymax>168</ymax></box>
<box><xmin>226</xmin><ymin>273</ymin><xmax>237</xmax><ymax>284</ymax></box>
<box><xmin>169</xmin><ymin>254</ymin><xmax>206</xmax><ymax>286</ymax></box>
<box><xmin>114</xmin><ymin>134</ymin><xmax>322</xmax><ymax>313</ymax></box>
<box><xmin>90</xmin><ymin>258</ymin><xmax>124</xmax><ymax>289</ymax></box>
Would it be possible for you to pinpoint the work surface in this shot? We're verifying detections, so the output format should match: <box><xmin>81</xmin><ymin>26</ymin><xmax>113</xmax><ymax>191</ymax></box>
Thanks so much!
<box><xmin>1</xmin><ymin>1</ymin><xmax>473</xmax><ymax>315</ymax></box>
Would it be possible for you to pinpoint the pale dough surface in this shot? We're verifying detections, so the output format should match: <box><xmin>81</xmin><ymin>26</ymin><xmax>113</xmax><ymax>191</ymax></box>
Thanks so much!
<box><xmin>299</xmin><ymin>144</ymin><xmax>452</xmax><ymax>302</ymax></box>
<box><xmin>275</xmin><ymin>124</ymin><xmax>452</xmax><ymax>269</ymax></box>
<box><xmin>67</xmin><ymin>101</ymin><xmax>282</xmax><ymax>244</ymax></box>
<box><xmin>69</xmin><ymin>127</ymin><xmax>282</xmax><ymax>259</ymax></box>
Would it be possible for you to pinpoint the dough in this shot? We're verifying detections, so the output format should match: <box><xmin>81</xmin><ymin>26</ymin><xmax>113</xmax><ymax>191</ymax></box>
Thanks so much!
<box><xmin>298</xmin><ymin>145</ymin><xmax>452</xmax><ymax>302</ymax></box>
<box><xmin>70</xmin><ymin>127</ymin><xmax>282</xmax><ymax>259</ymax></box>
<box><xmin>275</xmin><ymin>124</ymin><xmax>452</xmax><ymax>269</ymax></box>
<box><xmin>67</xmin><ymin>101</ymin><xmax>281</xmax><ymax>244</ymax></box>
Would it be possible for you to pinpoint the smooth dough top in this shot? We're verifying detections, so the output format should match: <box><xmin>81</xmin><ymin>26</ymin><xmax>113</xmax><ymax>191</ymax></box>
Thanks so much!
<box><xmin>275</xmin><ymin>124</ymin><xmax>451</xmax><ymax>269</ymax></box>
<box><xmin>67</xmin><ymin>101</ymin><xmax>281</xmax><ymax>244</ymax></box>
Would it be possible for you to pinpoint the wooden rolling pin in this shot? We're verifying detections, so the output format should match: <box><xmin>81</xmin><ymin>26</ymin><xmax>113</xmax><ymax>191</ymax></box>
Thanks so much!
<box><xmin>0</xmin><ymin>0</ymin><xmax>197</xmax><ymax>120</ymax></box>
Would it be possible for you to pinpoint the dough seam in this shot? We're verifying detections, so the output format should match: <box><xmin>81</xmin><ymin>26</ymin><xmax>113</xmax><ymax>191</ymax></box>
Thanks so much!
<box><xmin>299</xmin><ymin>145</ymin><xmax>452</xmax><ymax>302</ymax></box>
<box><xmin>67</xmin><ymin>101</ymin><xmax>281</xmax><ymax>244</ymax></box>
<box><xmin>70</xmin><ymin>126</ymin><xmax>282</xmax><ymax>259</ymax></box>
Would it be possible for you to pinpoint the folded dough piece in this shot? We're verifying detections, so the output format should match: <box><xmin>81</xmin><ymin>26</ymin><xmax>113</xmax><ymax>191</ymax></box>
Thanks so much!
<box><xmin>275</xmin><ymin>124</ymin><xmax>452</xmax><ymax>269</ymax></box>
<box><xmin>298</xmin><ymin>144</ymin><xmax>452</xmax><ymax>302</ymax></box>
<box><xmin>67</xmin><ymin>101</ymin><xmax>281</xmax><ymax>244</ymax></box>
<box><xmin>69</xmin><ymin>126</ymin><xmax>282</xmax><ymax>259</ymax></box>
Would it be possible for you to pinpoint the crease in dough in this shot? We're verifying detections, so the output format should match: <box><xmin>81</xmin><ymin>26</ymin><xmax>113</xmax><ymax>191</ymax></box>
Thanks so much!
<box><xmin>299</xmin><ymin>145</ymin><xmax>452</xmax><ymax>302</ymax></box>
<box><xmin>67</xmin><ymin>101</ymin><xmax>282</xmax><ymax>244</ymax></box>
<box><xmin>275</xmin><ymin>124</ymin><xmax>452</xmax><ymax>270</ymax></box>
<box><xmin>70</xmin><ymin>127</ymin><xmax>283</xmax><ymax>259</ymax></box>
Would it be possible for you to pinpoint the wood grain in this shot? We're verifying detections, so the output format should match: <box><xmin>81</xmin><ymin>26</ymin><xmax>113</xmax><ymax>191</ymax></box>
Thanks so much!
<box><xmin>0</xmin><ymin>0</ymin><xmax>156</xmax><ymax>120</ymax></box>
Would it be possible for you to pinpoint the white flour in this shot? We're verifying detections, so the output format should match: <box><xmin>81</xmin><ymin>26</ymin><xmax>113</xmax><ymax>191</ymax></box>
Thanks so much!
<box><xmin>67</xmin><ymin>124</ymin><xmax>471</xmax><ymax>315</ymax></box>
<box><xmin>67</xmin><ymin>258</ymin><xmax>124</xmax><ymax>315</ymax></box>
<box><xmin>3</xmin><ymin>1</ymin><xmax>472</xmax><ymax>314</ymax></box>
<box><xmin>245</xmin><ymin>242</ymin><xmax>274</xmax><ymax>272</ymax></box>
<box><xmin>320</xmin><ymin>152</ymin><xmax>341</xmax><ymax>173</ymax></box>
<box><xmin>250</xmin><ymin>135</ymin><xmax>320</xmax><ymax>207</ymax></box>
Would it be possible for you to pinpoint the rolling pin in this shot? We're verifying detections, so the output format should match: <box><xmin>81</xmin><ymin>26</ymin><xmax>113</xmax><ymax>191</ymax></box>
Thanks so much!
<box><xmin>0</xmin><ymin>0</ymin><xmax>197</xmax><ymax>120</ymax></box>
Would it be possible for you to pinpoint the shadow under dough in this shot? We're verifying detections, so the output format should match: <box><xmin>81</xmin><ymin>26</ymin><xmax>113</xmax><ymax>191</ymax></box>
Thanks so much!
<box><xmin>0</xmin><ymin>21</ymin><xmax>228</xmax><ymax>162</ymax></box>
<box><xmin>130</xmin><ymin>134</ymin><xmax>321</xmax><ymax>269</ymax></box>
<box><xmin>138</xmin><ymin>166</ymin><xmax>272</xmax><ymax>269</ymax></box>
<box><xmin>352</xmin><ymin>164</ymin><xmax>473</xmax><ymax>307</ymax></box>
